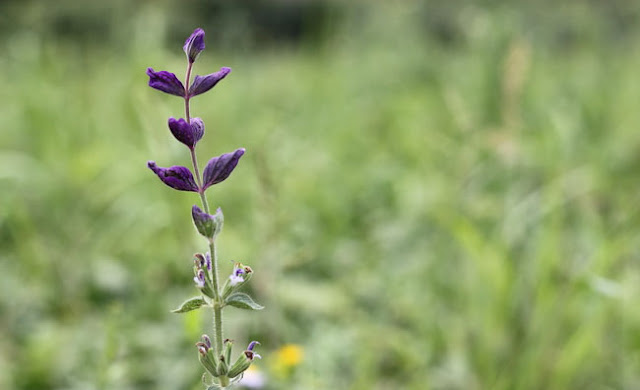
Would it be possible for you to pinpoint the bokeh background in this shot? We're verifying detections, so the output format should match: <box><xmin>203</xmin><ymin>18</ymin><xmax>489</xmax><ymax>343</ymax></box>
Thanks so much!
<box><xmin>1</xmin><ymin>0</ymin><xmax>639</xmax><ymax>389</ymax></box>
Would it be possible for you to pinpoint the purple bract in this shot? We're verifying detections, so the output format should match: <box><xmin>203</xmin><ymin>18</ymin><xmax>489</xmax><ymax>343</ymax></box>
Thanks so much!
<box><xmin>147</xmin><ymin>161</ymin><xmax>199</xmax><ymax>192</ymax></box>
<box><xmin>146</xmin><ymin>68</ymin><xmax>185</xmax><ymax>97</ymax></box>
<box><xmin>202</xmin><ymin>148</ymin><xmax>245</xmax><ymax>191</ymax></box>
<box><xmin>189</xmin><ymin>68</ymin><xmax>232</xmax><ymax>97</ymax></box>
<box><xmin>168</xmin><ymin>117</ymin><xmax>204</xmax><ymax>149</ymax></box>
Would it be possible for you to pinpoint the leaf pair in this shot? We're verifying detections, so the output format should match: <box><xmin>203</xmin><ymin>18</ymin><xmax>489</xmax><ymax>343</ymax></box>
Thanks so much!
<box><xmin>172</xmin><ymin>292</ymin><xmax>264</xmax><ymax>313</ymax></box>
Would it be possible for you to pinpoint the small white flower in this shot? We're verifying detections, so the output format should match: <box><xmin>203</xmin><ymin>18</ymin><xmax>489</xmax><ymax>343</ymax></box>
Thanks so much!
<box><xmin>194</xmin><ymin>270</ymin><xmax>206</xmax><ymax>288</ymax></box>
<box><xmin>229</xmin><ymin>264</ymin><xmax>245</xmax><ymax>286</ymax></box>
<box><xmin>229</xmin><ymin>273</ymin><xmax>244</xmax><ymax>286</ymax></box>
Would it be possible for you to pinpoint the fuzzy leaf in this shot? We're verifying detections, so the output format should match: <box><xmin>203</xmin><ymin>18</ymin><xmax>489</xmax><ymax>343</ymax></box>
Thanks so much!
<box><xmin>225</xmin><ymin>292</ymin><xmax>264</xmax><ymax>310</ymax></box>
<box><xmin>172</xmin><ymin>296</ymin><xmax>208</xmax><ymax>313</ymax></box>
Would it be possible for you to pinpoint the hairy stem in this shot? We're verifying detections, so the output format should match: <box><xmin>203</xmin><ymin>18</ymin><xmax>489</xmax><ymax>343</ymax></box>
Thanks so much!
<box><xmin>209</xmin><ymin>240</ymin><xmax>223</xmax><ymax>353</ymax></box>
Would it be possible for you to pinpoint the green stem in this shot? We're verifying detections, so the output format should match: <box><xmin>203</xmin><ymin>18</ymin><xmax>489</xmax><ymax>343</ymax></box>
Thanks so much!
<box><xmin>190</xmin><ymin>148</ymin><xmax>206</xmax><ymax>204</ymax></box>
<box><xmin>209</xmin><ymin>239</ymin><xmax>223</xmax><ymax>354</ymax></box>
<box><xmin>184</xmin><ymin>60</ymin><xmax>224</xmax><ymax>359</ymax></box>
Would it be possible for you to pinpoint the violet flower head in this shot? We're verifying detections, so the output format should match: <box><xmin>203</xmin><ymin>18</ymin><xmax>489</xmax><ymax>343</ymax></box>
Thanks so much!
<box><xmin>168</xmin><ymin>117</ymin><xmax>204</xmax><ymax>149</ymax></box>
<box><xmin>202</xmin><ymin>148</ymin><xmax>245</xmax><ymax>191</ymax></box>
<box><xmin>189</xmin><ymin>67</ymin><xmax>232</xmax><ymax>97</ymax></box>
<box><xmin>146</xmin><ymin>68</ymin><xmax>185</xmax><ymax>97</ymax></box>
<box><xmin>184</xmin><ymin>28</ymin><xmax>205</xmax><ymax>63</ymax></box>
<box><xmin>147</xmin><ymin>161</ymin><xmax>199</xmax><ymax>192</ymax></box>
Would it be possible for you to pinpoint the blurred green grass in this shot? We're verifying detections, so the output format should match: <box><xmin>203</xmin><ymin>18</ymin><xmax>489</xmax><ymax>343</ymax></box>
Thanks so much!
<box><xmin>1</xmin><ymin>1</ymin><xmax>639</xmax><ymax>389</ymax></box>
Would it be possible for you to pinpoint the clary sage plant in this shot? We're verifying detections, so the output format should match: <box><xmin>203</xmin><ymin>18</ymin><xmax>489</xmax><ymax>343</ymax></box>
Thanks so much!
<box><xmin>146</xmin><ymin>28</ymin><xmax>263</xmax><ymax>389</ymax></box>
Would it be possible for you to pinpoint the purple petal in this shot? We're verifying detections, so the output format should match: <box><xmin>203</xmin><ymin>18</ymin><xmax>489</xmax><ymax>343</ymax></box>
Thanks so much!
<box><xmin>202</xmin><ymin>335</ymin><xmax>212</xmax><ymax>349</ymax></box>
<box><xmin>146</xmin><ymin>68</ymin><xmax>185</xmax><ymax>97</ymax></box>
<box><xmin>194</xmin><ymin>253</ymin><xmax>206</xmax><ymax>268</ymax></box>
<box><xmin>184</xmin><ymin>28</ymin><xmax>205</xmax><ymax>63</ymax></box>
<box><xmin>205</xmin><ymin>252</ymin><xmax>212</xmax><ymax>270</ymax></box>
<box><xmin>188</xmin><ymin>67</ymin><xmax>231</xmax><ymax>97</ymax></box>
<box><xmin>168</xmin><ymin>117</ymin><xmax>204</xmax><ymax>149</ymax></box>
<box><xmin>147</xmin><ymin>161</ymin><xmax>199</xmax><ymax>192</ymax></box>
<box><xmin>202</xmin><ymin>148</ymin><xmax>245</xmax><ymax>190</ymax></box>
<box><xmin>194</xmin><ymin>270</ymin><xmax>206</xmax><ymax>288</ymax></box>
<box><xmin>247</xmin><ymin>341</ymin><xmax>260</xmax><ymax>351</ymax></box>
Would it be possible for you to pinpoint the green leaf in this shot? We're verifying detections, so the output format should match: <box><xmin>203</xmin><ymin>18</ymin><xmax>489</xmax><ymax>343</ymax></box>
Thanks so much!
<box><xmin>225</xmin><ymin>292</ymin><xmax>264</xmax><ymax>310</ymax></box>
<box><xmin>172</xmin><ymin>296</ymin><xmax>208</xmax><ymax>313</ymax></box>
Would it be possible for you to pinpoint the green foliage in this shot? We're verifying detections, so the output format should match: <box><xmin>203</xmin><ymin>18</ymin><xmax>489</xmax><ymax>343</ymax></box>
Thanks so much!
<box><xmin>172</xmin><ymin>297</ymin><xmax>208</xmax><ymax>314</ymax></box>
<box><xmin>225</xmin><ymin>293</ymin><xmax>264</xmax><ymax>311</ymax></box>
<box><xmin>1</xmin><ymin>2</ymin><xmax>639</xmax><ymax>390</ymax></box>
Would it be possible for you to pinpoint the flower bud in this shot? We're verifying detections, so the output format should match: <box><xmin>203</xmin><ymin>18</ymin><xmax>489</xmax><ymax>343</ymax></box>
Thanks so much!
<box><xmin>223</xmin><ymin>339</ymin><xmax>234</xmax><ymax>365</ymax></box>
<box><xmin>192</xmin><ymin>205</ymin><xmax>223</xmax><ymax>241</ymax></box>
<box><xmin>196</xmin><ymin>336</ymin><xmax>218</xmax><ymax>376</ymax></box>
<box><xmin>228</xmin><ymin>341</ymin><xmax>261</xmax><ymax>378</ymax></box>
<box><xmin>168</xmin><ymin>117</ymin><xmax>204</xmax><ymax>149</ymax></box>
<box><xmin>194</xmin><ymin>253</ymin><xmax>206</xmax><ymax>268</ymax></box>
<box><xmin>202</xmin><ymin>335</ymin><xmax>212</xmax><ymax>349</ymax></box>
<box><xmin>217</xmin><ymin>354</ymin><xmax>229</xmax><ymax>376</ymax></box>
<box><xmin>183</xmin><ymin>28</ymin><xmax>205</xmax><ymax>63</ymax></box>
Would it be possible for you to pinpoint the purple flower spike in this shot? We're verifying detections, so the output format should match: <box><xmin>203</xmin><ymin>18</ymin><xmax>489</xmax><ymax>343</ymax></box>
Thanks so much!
<box><xmin>147</xmin><ymin>161</ymin><xmax>199</xmax><ymax>192</ymax></box>
<box><xmin>189</xmin><ymin>67</ymin><xmax>231</xmax><ymax>97</ymax></box>
<box><xmin>202</xmin><ymin>148</ymin><xmax>245</xmax><ymax>191</ymax></box>
<box><xmin>146</xmin><ymin>68</ymin><xmax>185</xmax><ymax>97</ymax></box>
<box><xmin>184</xmin><ymin>28</ymin><xmax>205</xmax><ymax>63</ymax></box>
<box><xmin>168</xmin><ymin>117</ymin><xmax>204</xmax><ymax>149</ymax></box>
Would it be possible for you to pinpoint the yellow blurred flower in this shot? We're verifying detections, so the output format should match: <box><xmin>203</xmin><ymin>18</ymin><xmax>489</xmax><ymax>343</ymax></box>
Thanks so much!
<box><xmin>275</xmin><ymin>344</ymin><xmax>303</xmax><ymax>367</ymax></box>
<box><xmin>271</xmin><ymin>344</ymin><xmax>303</xmax><ymax>379</ymax></box>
